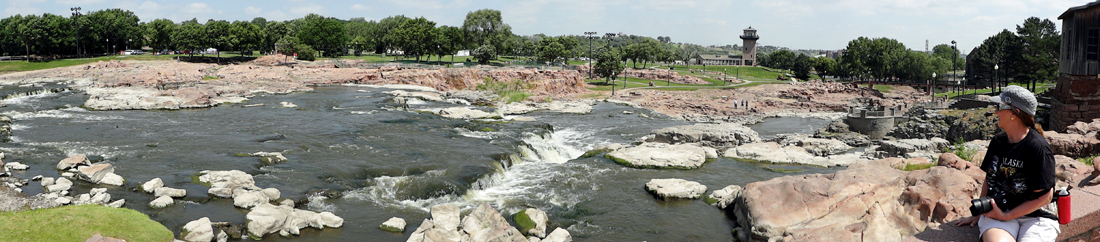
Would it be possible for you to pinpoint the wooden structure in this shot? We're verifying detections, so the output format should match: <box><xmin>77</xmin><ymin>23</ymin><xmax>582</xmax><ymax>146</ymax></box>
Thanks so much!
<box><xmin>1053</xmin><ymin>1</ymin><xmax>1100</xmax><ymax>131</ymax></box>
<box><xmin>740</xmin><ymin>27</ymin><xmax>759</xmax><ymax>66</ymax></box>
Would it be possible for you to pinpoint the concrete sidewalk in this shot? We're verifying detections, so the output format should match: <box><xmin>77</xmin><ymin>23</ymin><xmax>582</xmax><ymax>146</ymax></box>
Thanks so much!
<box><xmin>903</xmin><ymin>174</ymin><xmax>1100</xmax><ymax>242</ymax></box>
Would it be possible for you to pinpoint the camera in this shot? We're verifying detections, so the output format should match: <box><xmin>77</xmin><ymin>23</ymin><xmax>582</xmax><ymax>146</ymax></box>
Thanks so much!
<box><xmin>970</xmin><ymin>197</ymin><xmax>993</xmax><ymax>215</ymax></box>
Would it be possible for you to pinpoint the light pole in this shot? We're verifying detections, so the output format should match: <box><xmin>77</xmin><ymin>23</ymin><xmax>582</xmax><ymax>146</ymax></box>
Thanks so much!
<box><xmin>951</xmin><ymin>40</ymin><xmax>957</xmax><ymax>97</ymax></box>
<box><xmin>106</xmin><ymin>38</ymin><xmax>109</xmax><ymax>55</ymax></box>
<box><xmin>724</xmin><ymin>68</ymin><xmax>727</xmax><ymax>85</ymax></box>
<box><xmin>931</xmin><ymin>72</ymin><xmax>937</xmax><ymax>102</ymax></box>
<box><xmin>585</xmin><ymin>32</ymin><xmax>596</xmax><ymax>78</ymax></box>
<box><xmin>71</xmin><ymin>7</ymin><xmax>82</xmax><ymax>57</ymax></box>
<box><xmin>994</xmin><ymin>64</ymin><xmax>999</xmax><ymax>95</ymax></box>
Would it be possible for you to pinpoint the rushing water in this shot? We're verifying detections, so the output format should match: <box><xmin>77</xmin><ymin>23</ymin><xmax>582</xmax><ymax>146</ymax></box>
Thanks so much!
<box><xmin>0</xmin><ymin>84</ymin><xmax>842</xmax><ymax>241</ymax></box>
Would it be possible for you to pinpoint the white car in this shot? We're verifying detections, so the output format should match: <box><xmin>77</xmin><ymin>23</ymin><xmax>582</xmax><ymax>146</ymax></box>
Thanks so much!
<box><xmin>123</xmin><ymin>50</ymin><xmax>144</xmax><ymax>55</ymax></box>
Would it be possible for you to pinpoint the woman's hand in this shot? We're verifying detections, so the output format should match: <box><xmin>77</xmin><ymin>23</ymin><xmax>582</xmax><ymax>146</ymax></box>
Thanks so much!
<box><xmin>954</xmin><ymin>216</ymin><xmax>980</xmax><ymax>227</ymax></box>
<box><xmin>983</xmin><ymin>202</ymin><xmax>1009</xmax><ymax>221</ymax></box>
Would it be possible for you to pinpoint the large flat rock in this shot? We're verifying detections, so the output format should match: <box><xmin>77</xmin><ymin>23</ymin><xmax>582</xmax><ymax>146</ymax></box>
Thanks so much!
<box><xmin>605</xmin><ymin>143</ymin><xmax>707</xmax><ymax>169</ymax></box>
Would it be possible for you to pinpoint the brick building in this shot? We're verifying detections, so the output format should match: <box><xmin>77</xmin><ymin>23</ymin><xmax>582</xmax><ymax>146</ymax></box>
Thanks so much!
<box><xmin>1053</xmin><ymin>1</ymin><xmax>1100</xmax><ymax>131</ymax></box>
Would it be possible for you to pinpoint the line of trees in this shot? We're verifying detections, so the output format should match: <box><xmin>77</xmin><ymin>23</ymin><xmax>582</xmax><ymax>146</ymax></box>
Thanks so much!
<box><xmin>967</xmin><ymin>17</ymin><xmax>1060</xmax><ymax>92</ymax></box>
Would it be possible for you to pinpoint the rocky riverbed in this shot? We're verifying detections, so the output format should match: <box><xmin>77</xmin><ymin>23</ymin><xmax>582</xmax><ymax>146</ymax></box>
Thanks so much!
<box><xmin>4</xmin><ymin>57</ymin><xmax>1100</xmax><ymax>241</ymax></box>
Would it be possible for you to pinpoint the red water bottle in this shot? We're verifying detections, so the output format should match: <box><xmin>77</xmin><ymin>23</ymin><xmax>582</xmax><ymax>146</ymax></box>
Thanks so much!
<box><xmin>1058</xmin><ymin>187</ymin><xmax>1071</xmax><ymax>225</ymax></box>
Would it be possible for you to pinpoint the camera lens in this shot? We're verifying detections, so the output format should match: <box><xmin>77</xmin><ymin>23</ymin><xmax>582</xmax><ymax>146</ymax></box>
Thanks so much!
<box><xmin>970</xmin><ymin>197</ymin><xmax>993</xmax><ymax>216</ymax></box>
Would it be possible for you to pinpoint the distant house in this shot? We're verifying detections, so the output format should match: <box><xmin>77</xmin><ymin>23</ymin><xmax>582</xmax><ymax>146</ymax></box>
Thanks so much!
<box><xmin>1051</xmin><ymin>1</ymin><xmax>1100</xmax><ymax>131</ymax></box>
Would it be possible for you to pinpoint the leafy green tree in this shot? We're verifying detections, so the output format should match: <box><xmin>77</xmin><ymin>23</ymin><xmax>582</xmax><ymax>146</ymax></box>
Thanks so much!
<box><xmin>392</xmin><ymin>17</ymin><xmax>437</xmax><ymax>61</ymax></box>
<box><xmin>767</xmin><ymin>50</ymin><xmax>795</xmax><ymax>70</ymax></box>
<box><xmin>970</xmin><ymin>29</ymin><xmax>1024</xmax><ymax>91</ymax></box>
<box><xmin>840</xmin><ymin>37</ymin><xmax>907</xmax><ymax>81</ymax></box>
<box><xmin>298</xmin><ymin>14</ymin><xmax>347</xmax><ymax>57</ymax></box>
<box><xmin>792</xmin><ymin>54</ymin><xmax>813</xmax><ymax>80</ymax></box>
<box><xmin>462</xmin><ymin>9</ymin><xmax>513</xmax><ymax>60</ymax></box>
<box><xmin>261</xmin><ymin>21</ymin><xmax>289</xmax><ymax>53</ymax></box>
<box><xmin>437</xmin><ymin>25</ymin><xmax>465</xmax><ymax>63</ymax></box>
<box><xmin>250</xmin><ymin>17</ymin><xmax>267</xmax><ymax>28</ymax></box>
<box><xmin>376</xmin><ymin>15</ymin><xmax>409</xmax><ymax>57</ymax></box>
<box><xmin>472</xmin><ymin>44</ymin><xmax>496</xmax><ymax>64</ymax></box>
<box><xmin>173</xmin><ymin>19</ymin><xmax>205</xmax><ymax>58</ymax></box>
<box><xmin>811</xmin><ymin>56</ymin><xmax>837</xmax><ymax>78</ymax></box>
<box><xmin>230</xmin><ymin>21</ymin><xmax>264</xmax><ymax>56</ymax></box>
<box><xmin>593</xmin><ymin>46</ymin><xmax>624</xmax><ymax>84</ymax></box>
<box><xmin>205</xmin><ymin>19</ymin><xmax>231</xmax><ymax>60</ymax></box>
<box><xmin>674</xmin><ymin>44</ymin><xmax>700</xmax><ymax>69</ymax></box>
<box><xmin>145</xmin><ymin>19</ymin><xmax>176</xmax><ymax>53</ymax></box>
<box><xmin>345</xmin><ymin>18</ymin><xmax>377</xmax><ymax>55</ymax></box>
<box><xmin>1015</xmin><ymin>17</ymin><xmax>1060</xmax><ymax>91</ymax></box>
<box><xmin>83</xmin><ymin>9</ymin><xmax>142</xmax><ymax>54</ymax></box>
<box><xmin>537</xmin><ymin>37</ymin><xmax>568</xmax><ymax>64</ymax></box>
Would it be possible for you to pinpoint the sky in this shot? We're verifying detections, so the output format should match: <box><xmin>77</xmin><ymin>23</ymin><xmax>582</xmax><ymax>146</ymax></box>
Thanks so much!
<box><xmin>2</xmin><ymin>0</ymin><xmax>1089</xmax><ymax>53</ymax></box>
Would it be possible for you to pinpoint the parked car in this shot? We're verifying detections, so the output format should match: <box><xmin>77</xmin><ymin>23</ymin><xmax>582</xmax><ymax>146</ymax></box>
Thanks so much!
<box><xmin>123</xmin><ymin>50</ymin><xmax>144</xmax><ymax>55</ymax></box>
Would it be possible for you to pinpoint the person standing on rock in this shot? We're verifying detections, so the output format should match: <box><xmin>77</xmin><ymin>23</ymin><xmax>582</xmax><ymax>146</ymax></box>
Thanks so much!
<box><xmin>954</xmin><ymin>85</ymin><xmax>1059</xmax><ymax>242</ymax></box>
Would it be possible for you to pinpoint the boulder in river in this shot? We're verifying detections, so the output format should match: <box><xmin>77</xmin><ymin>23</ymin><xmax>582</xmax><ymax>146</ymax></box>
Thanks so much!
<box><xmin>605</xmin><ymin>142</ymin><xmax>707</xmax><ymax>169</ymax></box>
<box><xmin>56</xmin><ymin>154</ymin><xmax>90</xmax><ymax>170</ymax></box>
<box><xmin>645</xmin><ymin>178</ymin><xmax>707</xmax><ymax>200</ymax></box>
<box><xmin>420</xmin><ymin>107</ymin><xmax>501</xmax><ymax>120</ymax></box>
<box><xmin>515</xmin><ymin>208</ymin><xmax>548</xmax><ymax>238</ymax></box>
<box><xmin>181</xmin><ymin>217</ymin><xmax>214</xmax><ymax>242</ymax></box>
<box><xmin>250</xmin><ymin>152</ymin><xmax>288</xmax><ymax>165</ymax></box>
<box><xmin>154</xmin><ymin>187</ymin><xmax>186</xmax><ymax>198</ymax></box>
<box><xmin>723</xmin><ymin>142</ymin><xmax>863</xmax><ymax>167</ymax></box>
<box><xmin>646</xmin><ymin>123</ymin><xmax>759</xmax><ymax>148</ymax></box>
<box><xmin>149</xmin><ymin>195</ymin><xmax>174</xmax><ymax>208</ymax></box>
<box><xmin>707</xmin><ymin>185</ymin><xmax>742</xmax><ymax>209</ymax></box>
<box><xmin>408</xmin><ymin>203</ymin><xmax>527</xmax><ymax>242</ymax></box>
<box><xmin>245</xmin><ymin>203</ymin><xmax>343</xmax><ymax>239</ymax></box>
<box><xmin>380</xmin><ymin>217</ymin><xmax>406</xmax><ymax>232</ymax></box>
<box><xmin>142</xmin><ymin>178</ymin><xmax>163</xmax><ymax>193</ymax></box>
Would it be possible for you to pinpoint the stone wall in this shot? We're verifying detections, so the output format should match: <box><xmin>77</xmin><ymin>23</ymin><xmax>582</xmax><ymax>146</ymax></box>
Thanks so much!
<box><xmin>1051</xmin><ymin>74</ymin><xmax>1100</xmax><ymax>132</ymax></box>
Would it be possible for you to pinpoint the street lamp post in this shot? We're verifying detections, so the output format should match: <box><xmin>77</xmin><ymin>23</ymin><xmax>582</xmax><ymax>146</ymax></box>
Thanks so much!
<box><xmin>994</xmin><ymin>64</ymin><xmax>999</xmax><ymax>95</ymax></box>
<box><xmin>951</xmin><ymin>40</ymin><xmax>957</xmax><ymax>97</ymax></box>
<box><xmin>724</xmin><ymin>68</ymin><xmax>727</xmax><ymax>85</ymax></box>
<box><xmin>71</xmin><ymin>7</ymin><xmax>82</xmax><ymax>57</ymax></box>
<box><xmin>106</xmin><ymin>38</ymin><xmax>109</xmax><ymax>55</ymax></box>
<box><xmin>585</xmin><ymin>32</ymin><xmax>596</xmax><ymax>78</ymax></box>
<box><xmin>931</xmin><ymin>72</ymin><xmax>937</xmax><ymax>102</ymax></box>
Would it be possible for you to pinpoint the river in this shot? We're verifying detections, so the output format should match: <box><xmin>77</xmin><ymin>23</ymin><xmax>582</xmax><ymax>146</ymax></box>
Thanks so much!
<box><xmin>0</xmin><ymin>83</ymin><xmax>842</xmax><ymax>241</ymax></box>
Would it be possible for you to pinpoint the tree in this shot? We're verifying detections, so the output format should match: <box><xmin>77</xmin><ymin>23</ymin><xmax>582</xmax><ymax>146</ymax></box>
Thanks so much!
<box><xmin>536</xmin><ymin>36</ymin><xmax>568</xmax><ymax>64</ymax></box>
<box><xmin>230</xmin><ymin>21</ymin><xmax>264</xmax><ymax>56</ymax></box>
<box><xmin>472</xmin><ymin>44</ymin><xmax>496</xmax><ymax>64</ymax></box>
<box><xmin>840</xmin><ymin>37</ymin><xmax>907</xmax><ymax>81</ymax></box>
<box><xmin>298</xmin><ymin>14</ymin><xmax>347</xmax><ymax>57</ymax></box>
<box><xmin>261</xmin><ymin>21</ymin><xmax>289</xmax><ymax>54</ymax></box>
<box><xmin>792</xmin><ymin>54</ymin><xmax>813</xmax><ymax>80</ymax></box>
<box><xmin>440</xmin><ymin>26</ymin><xmax>466</xmax><ymax>63</ymax></box>
<box><xmin>462</xmin><ymin>9</ymin><xmax>513</xmax><ymax>61</ymax></box>
<box><xmin>811</xmin><ymin>57</ymin><xmax>837</xmax><ymax>79</ymax></box>
<box><xmin>392</xmin><ymin>17</ymin><xmax>437</xmax><ymax>62</ymax></box>
<box><xmin>674</xmin><ymin>44</ymin><xmax>700</xmax><ymax>69</ymax></box>
<box><xmin>205</xmin><ymin>19</ymin><xmax>231</xmax><ymax>61</ymax></box>
<box><xmin>767</xmin><ymin>50</ymin><xmax>795</xmax><ymax>70</ymax></box>
<box><xmin>593</xmin><ymin>46</ymin><xmax>624</xmax><ymax>84</ymax></box>
<box><xmin>173</xmin><ymin>19</ymin><xmax>205</xmax><ymax>58</ymax></box>
<box><xmin>1016</xmin><ymin>17</ymin><xmax>1060</xmax><ymax>91</ymax></box>
<box><xmin>145</xmin><ymin>19</ymin><xmax>176</xmax><ymax>53</ymax></box>
<box><xmin>345</xmin><ymin>18</ymin><xmax>377</xmax><ymax>55</ymax></box>
<box><xmin>971</xmin><ymin>29</ymin><xmax>1025</xmax><ymax>92</ymax></box>
<box><xmin>377</xmin><ymin>15</ymin><xmax>409</xmax><ymax>58</ymax></box>
<box><xmin>82</xmin><ymin>9</ymin><xmax>142</xmax><ymax>54</ymax></box>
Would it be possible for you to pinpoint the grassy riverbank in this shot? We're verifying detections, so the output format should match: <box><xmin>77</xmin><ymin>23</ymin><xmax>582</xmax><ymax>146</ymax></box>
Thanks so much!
<box><xmin>0</xmin><ymin>204</ymin><xmax>173</xmax><ymax>241</ymax></box>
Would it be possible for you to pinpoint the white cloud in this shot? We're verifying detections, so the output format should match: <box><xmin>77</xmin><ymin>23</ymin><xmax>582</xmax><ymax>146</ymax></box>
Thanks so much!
<box><xmin>245</xmin><ymin>6</ymin><xmax>261</xmax><ymax>15</ymax></box>
<box><xmin>182</xmin><ymin>3</ymin><xmax>211</xmax><ymax>14</ymax></box>
<box><xmin>55</xmin><ymin>0</ymin><xmax>105</xmax><ymax>5</ymax></box>
<box><xmin>289</xmin><ymin>4</ymin><xmax>325</xmax><ymax>16</ymax></box>
<box><xmin>138</xmin><ymin>1</ymin><xmax>161</xmax><ymax>12</ymax></box>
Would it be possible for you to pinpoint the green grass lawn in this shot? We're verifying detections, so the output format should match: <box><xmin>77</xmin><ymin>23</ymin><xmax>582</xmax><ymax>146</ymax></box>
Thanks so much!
<box><xmin>0</xmin><ymin>54</ymin><xmax>186</xmax><ymax>74</ymax></box>
<box><xmin>0</xmin><ymin>205</ymin><xmax>174</xmax><ymax>241</ymax></box>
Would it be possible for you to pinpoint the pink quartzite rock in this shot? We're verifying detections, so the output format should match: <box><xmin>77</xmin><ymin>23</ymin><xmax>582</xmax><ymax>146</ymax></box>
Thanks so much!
<box><xmin>731</xmin><ymin>158</ymin><xmax>982</xmax><ymax>241</ymax></box>
<box><xmin>57</xmin><ymin>154</ymin><xmax>90</xmax><ymax>170</ymax></box>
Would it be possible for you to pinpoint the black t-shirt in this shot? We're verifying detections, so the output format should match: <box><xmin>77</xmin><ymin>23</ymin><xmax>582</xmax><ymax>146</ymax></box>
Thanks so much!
<box><xmin>980</xmin><ymin>129</ymin><xmax>1057</xmax><ymax>220</ymax></box>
